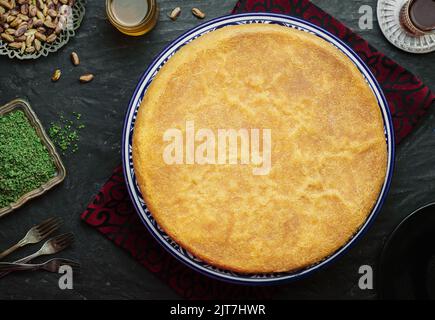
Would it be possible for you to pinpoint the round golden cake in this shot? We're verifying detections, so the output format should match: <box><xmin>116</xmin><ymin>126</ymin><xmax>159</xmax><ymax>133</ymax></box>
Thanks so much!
<box><xmin>132</xmin><ymin>24</ymin><xmax>387</xmax><ymax>273</ymax></box>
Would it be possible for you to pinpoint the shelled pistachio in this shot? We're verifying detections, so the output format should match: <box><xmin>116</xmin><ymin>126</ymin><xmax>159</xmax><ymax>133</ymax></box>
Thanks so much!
<box><xmin>0</xmin><ymin>0</ymin><xmax>76</xmax><ymax>54</ymax></box>
<box><xmin>191</xmin><ymin>7</ymin><xmax>205</xmax><ymax>19</ymax></box>
<box><xmin>79</xmin><ymin>73</ymin><xmax>93</xmax><ymax>83</ymax></box>
<box><xmin>70</xmin><ymin>50</ymin><xmax>78</xmax><ymax>65</ymax></box>
<box><xmin>51</xmin><ymin>68</ymin><xmax>61</xmax><ymax>81</ymax></box>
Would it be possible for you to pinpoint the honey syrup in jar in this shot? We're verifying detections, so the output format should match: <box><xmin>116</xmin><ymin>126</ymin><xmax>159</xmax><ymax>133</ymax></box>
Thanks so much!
<box><xmin>106</xmin><ymin>0</ymin><xmax>159</xmax><ymax>36</ymax></box>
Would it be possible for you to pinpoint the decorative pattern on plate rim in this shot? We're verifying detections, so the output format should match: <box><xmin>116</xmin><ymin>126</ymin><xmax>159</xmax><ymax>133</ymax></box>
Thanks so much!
<box><xmin>0</xmin><ymin>0</ymin><xmax>86</xmax><ymax>60</ymax></box>
<box><xmin>122</xmin><ymin>13</ymin><xmax>395</xmax><ymax>284</ymax></box>
<box><xmin>377</xmin><ymin>0</ymin><xmax>435</xmax><ymax>54</ymax></box>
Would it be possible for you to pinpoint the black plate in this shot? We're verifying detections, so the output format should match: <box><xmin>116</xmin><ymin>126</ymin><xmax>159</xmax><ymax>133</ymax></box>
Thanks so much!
<box><xmin>378</xmin><ymin>203</ymin><xmax>435</xmax><ymax>299</ymax></box>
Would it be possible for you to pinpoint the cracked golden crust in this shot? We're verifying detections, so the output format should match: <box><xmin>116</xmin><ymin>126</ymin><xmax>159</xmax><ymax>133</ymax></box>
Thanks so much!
<box><xmin>132</xmin><ymin>24</ymin><xmax>387</xmax><ymax>273</ymax></box>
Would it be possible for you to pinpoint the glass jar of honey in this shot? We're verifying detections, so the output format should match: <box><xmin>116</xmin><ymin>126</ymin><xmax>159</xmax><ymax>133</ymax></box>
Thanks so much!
<box><xmin>106</xmin><ymin>0</ymin><xmax>159</xmax><ymax>36</ymax></box>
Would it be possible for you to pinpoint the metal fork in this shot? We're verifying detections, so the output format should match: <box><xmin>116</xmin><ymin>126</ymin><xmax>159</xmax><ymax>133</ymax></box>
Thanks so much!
<box><xmin>0</xmin><ymin>217</ymin><xmax>62</xmax><ymax>261</ymax></box>
<box><xmin>0</xmin><ymin>233</ymin><xmax>74</xmax><ymax>279</ymax></box>
<box><xmin>0</xmin><ymin>258</ymin><xmax>80</xmax><ymax>274</ymax></box>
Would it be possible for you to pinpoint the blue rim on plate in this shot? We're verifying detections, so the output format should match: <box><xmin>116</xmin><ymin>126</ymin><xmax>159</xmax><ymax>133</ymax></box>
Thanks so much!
<box><xmin>122</xmin><ymin>13</ymin><xmax>395</xmax><ymax>285</ymax></box>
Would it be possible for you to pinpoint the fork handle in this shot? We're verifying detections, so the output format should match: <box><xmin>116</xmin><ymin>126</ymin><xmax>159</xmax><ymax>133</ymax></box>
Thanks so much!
<box><xmin>0</xmin><ymin>263</ymin><xmax>41</xmax><ymax>273</ymax></box>
<box><xmin>0</xmin><ymin>239</ymin><xmax>26</xmax><ymax>261</ymax></box>
<box><xmin>14</xmin><ymin>251</ymin><xmax>40</xmax><ymax>264</ymax></box>
<box><xmin>0</xmin><ymin>250</ymin><xmax>41</xmax><ymax>279</ymax></box>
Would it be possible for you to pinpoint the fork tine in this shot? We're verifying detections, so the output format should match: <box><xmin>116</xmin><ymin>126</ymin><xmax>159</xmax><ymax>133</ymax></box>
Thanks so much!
<box><xmin>59</xmin><ymin>236</ymin><xmax>75</xmax><ymax>248</ymax></box>
<box><xmin>43</xmin><ymin>233</ymin><xmax>70</xmax><ymax>249</ymax></box>
<box><xmin>36</xmin><ymin>217</ymin><xmax>62</xmax><ymax>235</ymax></box>
<box><xmin>57</xmin><ymin>239</ymin><xmax>72</xmax><ymax>249</ymax></box>
<box><xmin>35</xmin><ymin>221</ymin><xmax>58</xmax><ymax>238</ymax></box>
<box><xmin>60</xmin><ymin>233</ymin><xmax>74</xmax><ymax>242</ymax></box>
<box><xmin>34</xmin><ymin>217</ymin><xmax>57</xmax><ymax>231</ymax></box>
<box><xmin>69</xmin><ymin>263</ymin><xmax>80</xmax><ymax>269</ymax></box>
<box><xmin>37</xmin><ymin>221</ymin><xmax>61</xmax><ymax>239</ymax></box>
<box><xmin>52</xmin><ymin>232</ymin><xmax>72</xmax><ymax>243</ymax></box>
<box><xmin>55</xmin><ymin>259</ymin><xmax>80</xmax><ymax>270</ymax></box>
<box><xmin>55</xmin><ymin>233</ymin><xmax>75</xmax><ymax>248</ymax></box>
<box><xmin>64</xmin><ymin>261</ymin><xmax>79</xmax><ymax>267</ymax></box>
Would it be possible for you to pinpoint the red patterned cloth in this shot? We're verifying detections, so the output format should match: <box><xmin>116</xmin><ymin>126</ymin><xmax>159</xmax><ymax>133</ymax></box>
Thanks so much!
<box><xmin>81</xmin><ymin>0</ymin><xmax>435</xmax><ymax>299</ymax></box>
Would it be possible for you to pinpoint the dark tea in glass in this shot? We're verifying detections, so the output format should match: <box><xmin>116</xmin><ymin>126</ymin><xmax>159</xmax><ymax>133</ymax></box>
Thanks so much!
<box><xmin>400</xmin><ymin>0</ymin><xmax>435</xmax><ymax>35</ymax></box>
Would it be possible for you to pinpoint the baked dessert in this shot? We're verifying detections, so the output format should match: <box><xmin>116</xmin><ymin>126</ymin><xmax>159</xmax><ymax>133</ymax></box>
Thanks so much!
<box><xmin>132</xmin><ymin>24</ymin><xmax>387</xmax><ymax>273</ymax></box>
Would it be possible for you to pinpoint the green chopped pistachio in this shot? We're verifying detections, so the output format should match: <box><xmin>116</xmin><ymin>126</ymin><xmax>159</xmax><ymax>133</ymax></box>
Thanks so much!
<box><xmin>49</xmin><ymin>113</ymin><xmax>85</xmax><ymax>155</ymax></box>
<box><xmin>0</xmin><ymin>110</ymin><xmax>56</xmax><ymax>208</ymax></box>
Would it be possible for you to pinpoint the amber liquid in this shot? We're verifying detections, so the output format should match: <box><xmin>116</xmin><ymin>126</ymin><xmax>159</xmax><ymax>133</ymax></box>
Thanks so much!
<box><xmin>111</xmin><ymin>0</ymin><xmax>149</xmax><ymax>27</ymax></box>
<box><xmin>106</xmin><ymin>0</ymin><xmax>158</xmax><ymax>36</ymax></box>
<box><xmin>409</xmin><ymin>0</ymin><xmax>435</xmax><ymax>31</ymax></box>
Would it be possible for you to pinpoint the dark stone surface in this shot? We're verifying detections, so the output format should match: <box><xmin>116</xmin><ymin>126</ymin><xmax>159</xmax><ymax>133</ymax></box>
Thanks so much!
<box><xmin>0</xmin><ymin>0</ymin><xmax>433</xmax><ymax>300</ymax></box>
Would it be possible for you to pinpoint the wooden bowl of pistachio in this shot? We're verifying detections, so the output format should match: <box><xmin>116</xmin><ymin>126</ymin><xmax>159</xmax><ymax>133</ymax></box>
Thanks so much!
<box><xmin>0</xmin><ymin>0</ymin><xmax>85</xmax><ymax>60</ymax></box>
